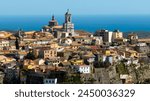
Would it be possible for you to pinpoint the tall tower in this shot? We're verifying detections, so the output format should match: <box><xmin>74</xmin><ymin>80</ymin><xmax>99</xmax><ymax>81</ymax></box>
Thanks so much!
<box><xmin>63</xmin><ymin>9</ymin><xmax>75</xmax><ymax>36</ymax></box>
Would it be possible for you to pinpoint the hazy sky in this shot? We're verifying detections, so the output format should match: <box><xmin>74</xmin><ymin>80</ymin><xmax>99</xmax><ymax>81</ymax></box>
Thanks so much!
<box><xmin>0</xmin><ymin>0</ymin><xmax>150</xmax><ymax>15</ymax></box>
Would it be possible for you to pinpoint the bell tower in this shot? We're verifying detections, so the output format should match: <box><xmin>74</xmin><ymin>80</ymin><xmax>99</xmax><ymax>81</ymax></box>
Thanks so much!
<box><xmin>65</xmin><ymin>9</ymin><xmax>72</xmax><ymax>23</ymax></box>
<box><xmin>63</xmin><ymin>9</ymin><xmax>75</xmax><ymax>36</ymax></box>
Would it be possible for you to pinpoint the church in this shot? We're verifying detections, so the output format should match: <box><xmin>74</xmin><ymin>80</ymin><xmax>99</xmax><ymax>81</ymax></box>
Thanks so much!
<box><xmin>42</xmin><ymin>9</ymin><xmax>78</xmax><ymax>38</ymax></box>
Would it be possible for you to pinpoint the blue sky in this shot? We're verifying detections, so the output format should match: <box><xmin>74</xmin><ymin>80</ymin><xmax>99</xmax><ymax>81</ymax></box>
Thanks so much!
<box><xmin>0</xmin><ymin>0</ymin><xmax>150</xmax><ymax>15</ymax></box>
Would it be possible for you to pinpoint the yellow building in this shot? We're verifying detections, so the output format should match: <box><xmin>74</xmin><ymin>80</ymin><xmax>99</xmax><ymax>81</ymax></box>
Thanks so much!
<box><xmin>44</xmin><ymin>49</ymin><xmax>57</xmax><ymax>59</ymax></box>
<box><xmin>113</xmin><ymin>30</ymin><xmax>123</xmax><ymax>39</ymax></box>
<box><xmin>125</xmin><ymin>50</ymin><xmax>139</xmax><ymax>58</ymax></box>
<box><xmin>103</xmin><ymin>49</ymin><xmax>117</xmax><ymax>56</ymax></box>
<box><xmin>112</xmin><ymin>30</ymin><xmax>123</xmax><ymax>42</ymax></box>
<box><xmin>71</xmin><ymin>59</ymin><xmax>83</xmax><ymax>65</ymax></box>
<box><xmin>50</xmin><ymin>42</ymin><xmax>59</xmax><ymax>48</ymax></box>
<box><xmin>103</xmin><ymin>50</ymin><xmax>111</xmax><ymax>56</ymax></box>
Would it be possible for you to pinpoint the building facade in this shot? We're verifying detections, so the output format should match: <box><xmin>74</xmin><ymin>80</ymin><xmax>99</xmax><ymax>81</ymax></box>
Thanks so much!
<box><xmin>43</xmin><ymin>49</ymin><xmax>57</xmax><ymax>59</ymax></box>
<box><xmin>74</xmin><ymin>65</ymin><xmax>91</xmax><ymax>74</ymax></box>
<box><xmin>0</xmin><ymin>40</ymin><xmax>10</xmax><ymax>50</ymax></box>
<box><xmin>112</xmin><ymin>30</ymin><xmax>123</xmax><ymax>42</ymax></box>
<box><xmin>95</xmin><ymin>30</ymin><xmax>113</xmax><ymax>43</ymax></box>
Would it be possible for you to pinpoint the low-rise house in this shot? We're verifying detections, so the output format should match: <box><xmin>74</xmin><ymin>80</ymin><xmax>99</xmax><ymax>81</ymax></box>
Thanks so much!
<box><xmin>32</xmin><ymin>31</ymin><xmax>53</xmax><ymax>39</ymax></box>
<box><xmin>105</xmin><ymin>55</ymin><xmax>114</xmax><ymax>65</ymax></box>
<box><xmin>57</xmin><ymin>50</ymin><xmax>72</xmax><ymax>60</ymax></box>
<box><xmin>54</xmin><ymin>31</ymin><xmax>70</xmax><ymax>38</ymax></box>
<box><xmin>59</xmin><ymin>61</ymin><xmax>71</xmax><ymax>68</ymax></box>
<box><xmin>59</xmin><ymin>38</ymin><xmax>73</xmax><ymax>45</ymax></box>
<box><xmin>103</xmin><ymin>49</ymin><xmax>117</xmax><ymax>56</ymax></box>
<box><xmin>45</xmin><ymin>57</ymin><xmax>60</xmax><ymax>67</ymax></box>
<box><xmin>9</xmin><ymin>38</ymin><xmax>16</xmax><ymax>46</ymax></box>
<box><xmin>82</xmin><ymin>52</ymin><xmax>95</xmax><ymax>65</ymax></box>
<box><xmin>138</xmin><ymin>53</ymin><xmax>150</xmax><ymax>63</ymax></box>
<box><xmin>83</xmin><ymin>38</ymin><xmax>93</xmax><ymax>45</ymax></box>
<box><xmin>0</xmin><ymin>55</ymin><xmax>16</xmax><ymax>64</ymax></box>
<box><xmin>49</xmin><ymin>42</ymin><xmax>59</xmax><ymax>49</ymax></box>
<box><xmin>43</xmin><ymin>49</ymin><xmax>57</xmax><ymax>59</ymax></box>
<box><xmin>125</xmin><ymin>50</ymin><xmax>139</xmax><ymax>58</ymax></box>
<box><xmin>75</xmin><ymin>30</ymin><xmax>91</xmax><ymax>37</ymax></box>
<box><xmin>34</xmin><ymin>59</ymin><xmax>45</xmax><ymax>65</ymax></box>
<box><xmin>33</xmin><ymin>39</ymin><xmax>50</xmax><ymax>45</ymax></box>
<box><xmin>120</xmin><ymin>74</ymin><xmax>133</xmax><ymax>84</ymax></box>
<box><xmin>72</xmin><ymin>36</ymin><xmax>86</xmax><ymax>44</ymax></box>
<box><xmin>124</xmin><ymin>58</ymin><xmax>139</xmax><ymax>66</ymax></box>
<box><xmin>35</xmin><ymin>48</ymin><xmax>57</xmax><ymax>59</ymax></box>
<box><xmin>70</xmin><ymin>42</ymin><xmax>82</xmax><ymax>50</ymax></box>
<box><xmin>18</xmin><ymin>51</ymin><xmax>27</xmax><ymax>61</ymax></box>
<box><xmin>127</xmin><ymin>33</ymin><xmax>138</xmax><ymax>44</ymax></box>
<box><xmin>103</xmin><ymin>49</ymin><xmax>111</xmax><ymax>56</ymax></box>
<box><xmin>71</xmin><ymin>59</ymin><xmax>84</xmax><ymax>65</ymax></box>
<box><xmin>23</xmin><ymin>59</ymin><xmax>37</xmax><ymax>70</ymax></box>
<box><xmin>74</xmin><ymin>65</ymin><xmax>91</xmax><ymax>74</ymax></box>
<box><xmin>135</xmin><ymin>43</ymin><xmax>150</xmax><ymax>53</ymax></box>
<box><xmin>0</xmin><ymin>40</ymin><xmax>10</xmax><ymax>50</ymax></box>
<box><xmin>23</xmin><ymin>31</ymin><xmax>35</xmax><ymax>38</ymax></box>
<box><xmin>91</xmin><ymin>36</ymin><xmax>103</xmax><ymax>45</ymax></box>
<box><xmin>113</xmin><ymin>38</ymin><xmax>125</xmax><ymax>45</ymax></box>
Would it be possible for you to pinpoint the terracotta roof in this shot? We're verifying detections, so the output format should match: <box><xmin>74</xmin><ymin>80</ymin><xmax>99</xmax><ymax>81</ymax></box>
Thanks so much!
<box><xmin>75</xmin><ymin>30</ymin><xmax>91</xmax><ymax>36</ymax></box>
<box><xmin>73</xmin><ymin>36</ymin><xmax>86</xmax><ymax>38</ymax></box>
<box><xmin>71</xmin><ymin>42</ymin><xmax>82</xmax><ymax>46</ymax></box>
<box><xmin>53</xmin><ymin>26</ymin><xmax>63</xmax><ymax>29</ymax></box>
<box><xmin>24</xmin><ymin>31</ymin><xmax>35</xmax><ymax>35</ymax></box>
<box><xmin>138</xmin><ymin>38</ymin><xmax>150</xmax><ymax>42</ymax></box>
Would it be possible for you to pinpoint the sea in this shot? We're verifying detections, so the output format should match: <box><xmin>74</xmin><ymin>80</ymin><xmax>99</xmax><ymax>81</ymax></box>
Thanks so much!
<box><xmin>0</xmin><ymin>15</ymin><xmax>150</xmax><ymax>37</ymax></box>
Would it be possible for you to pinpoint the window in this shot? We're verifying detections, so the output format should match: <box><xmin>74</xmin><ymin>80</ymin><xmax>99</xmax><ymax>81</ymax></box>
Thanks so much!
<box><xmin>52</xmin><ymin>80</ymin><xmax>55</xmax><ymax>83</ymax></box>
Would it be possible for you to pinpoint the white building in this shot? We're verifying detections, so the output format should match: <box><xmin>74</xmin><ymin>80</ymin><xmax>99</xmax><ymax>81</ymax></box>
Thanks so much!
<box><xmin>54</xmin><ymin>31</ymin><xmax>70</xmax><ymax>38</ymax></box>
<box><xmin>74</xmin><ymin>65</ymin><xmax>91</xmax><ymax>74</ymax></box>
<box><xmin>60</xmin><ymin>38</ymin><xmax>73</xmax><ymax>45</ymax></box>
<box><xmin>92</xmin><ymin>36</ymin><xmax>103</xmax><ymax>45</ymax></box>
<box><xmin>33</xmin><ymin>40</ymin><xmax>50</xmax><ymax>45</ymax></box>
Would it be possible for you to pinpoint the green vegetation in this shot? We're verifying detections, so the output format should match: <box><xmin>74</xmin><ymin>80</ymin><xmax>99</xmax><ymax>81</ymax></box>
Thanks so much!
<box><xmin>26</xmin><ymin>51</ymin><xmax>36</xmax><ymax>60</ymax></box>
<box><xmin>142</xmin><ymin>79</ymin><xmax>150</xmax><ymax>84</ymax></box>
<box><xmin>116</xmin><ymin>62</ymin><xmax>129</xmax><ymax>74</ymax></box>
<box><xmin>63</xmin><ymin>73</ymin><xmax>83</xmax><ymax>84</ymax></box>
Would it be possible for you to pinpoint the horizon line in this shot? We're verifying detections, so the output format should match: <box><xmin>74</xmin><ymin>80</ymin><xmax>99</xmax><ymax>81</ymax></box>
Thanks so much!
<box><xmin>1</xmin><ymin>14</ymin><xmax>150</xmax><ymax>16</ymax></box>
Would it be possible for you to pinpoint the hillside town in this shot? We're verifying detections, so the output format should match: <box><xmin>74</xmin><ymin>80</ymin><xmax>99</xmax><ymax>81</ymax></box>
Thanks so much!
<box><xmin>0</xmin><ymin>10</ymin><xmax>150</xmax><ymax>84</ymax></box>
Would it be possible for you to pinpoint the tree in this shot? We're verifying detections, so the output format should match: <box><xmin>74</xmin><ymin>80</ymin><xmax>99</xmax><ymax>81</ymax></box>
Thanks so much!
<box><xmin>15</xmin><ymin>38</ymin><xmax>20</xmax><ymax>50</ymax></box>
<box><xmin>25</xmin><ymin>51</ymin><xmax>36</xmax><ymax>60</ymax></box>
<box><xmin>116</xmin><ymin>62</ymin><xmax>128</xmax><ymax>74</ymax></box>
<box><xmin>63</xmin><ymin>73</ymin><xmax>83</xmax><ymax>84</ymax></box>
